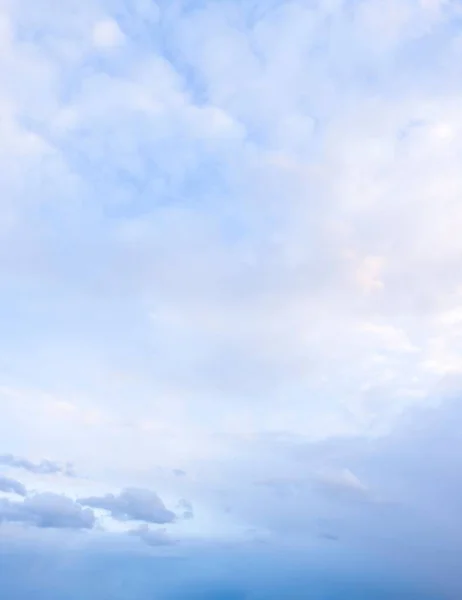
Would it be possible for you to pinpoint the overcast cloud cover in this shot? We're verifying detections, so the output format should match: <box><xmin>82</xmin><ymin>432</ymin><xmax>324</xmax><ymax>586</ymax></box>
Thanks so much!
<box><xmin>1</xmin><ymin>0</ymin><xmax>462</xmax><ymax>597</ymax></box>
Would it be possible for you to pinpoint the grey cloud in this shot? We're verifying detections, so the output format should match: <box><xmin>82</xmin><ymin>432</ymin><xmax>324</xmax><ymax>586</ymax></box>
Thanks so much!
<box><xmin>318</xmin><ymin>532</ymin><xmax>339</xmax><ymax>542</ymax></box>
<box><xmin>314</xmin><ymin>468</ymin><xmax>370</xmax><ymax>500</ymax></box>
<box><xmin>208</xmin><ymin>398</ymin><xmax>462</xmax><ymax>595</ymax></box>
<box><xmin>129</xmin><ymin>524</ymin><xmax>175</xmax><ymax>547</ymax></box>
<box><xmin>173</xmin><ymin>469</ymin><xmax>186</xmax><ymax>477</ymax></box>
<box><xmin>0</xmin><ymin>454</ymin><xmax>75</xmax><ymax>477</ymax></box>
<box><xmin>0</xmin><ymin>493</ymin><xmax>95</xmax><ymax>529</ymax></box>
<box><xmin>79</xmin><ymin>487</ymin><xmax>176</xmax><ymax>524</ymax></box>
<box><xmin>0</xmin><ymin>475</ymin><xmax>27</xmax><ymax>497</ymax></box>
<box><xmin>177</xmin><ymin>498</ymin><xmax>194</xmax><ymax>520</ymax></box>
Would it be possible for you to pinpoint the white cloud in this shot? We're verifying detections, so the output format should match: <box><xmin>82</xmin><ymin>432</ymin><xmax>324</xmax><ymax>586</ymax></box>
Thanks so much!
<box><xmin>0</xmin><ymin>2</ymin><xmax>462</xmax><ymax>593</ymax></box>
<box><xmin>91</xmin><ymin>18</ymin><xmax>124</xmax><ymax>49</ymax></box>
<box><xmin>315</xmin><ymin>468</ymin><xmax>369</xmax><ymax>497</ymax></box>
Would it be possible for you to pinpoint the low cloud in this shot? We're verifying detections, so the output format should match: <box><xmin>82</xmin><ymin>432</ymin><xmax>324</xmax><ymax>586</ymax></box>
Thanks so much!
<box><xmin>129</xmin><ymin>524</ymin><xmax>175</xmax><ymax>547</ymax></box>
<box><xmin>79</xmin><ymin>488</ymin><xmax>176</xmax><ymax>524</ymax></box>
<box><xmin>177</xmin><ymin>499</ymin><xmax>194</xmax><ymax>520</ymax></box>
<box><xmin>0</xmin><ymin>454</ymin><xmax>75</xmax><ymax>477</ymax></box>
<box><xmin>92</xmin><ymin>18</ymin><xmax>125</xmax><ymax>49</ymax></box>
<box><xmin>0</xmin><ymin>475</ymin><xmax>27</xmax><ymax>497</ymax></box>
<box><xmin>315</xmin><ymin>469</ymin><xmax>370</xmax><ymax>499</ymax></box>
<box><xmin>0</xmin><ymin>493</ymin><xmax>95</xmax><ymax>529</ymax></box>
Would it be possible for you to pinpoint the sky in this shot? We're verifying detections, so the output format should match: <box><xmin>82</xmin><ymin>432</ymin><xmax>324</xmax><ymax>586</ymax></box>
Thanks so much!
<box><xmin>1</xmin><ymin>0</ymin><xmax>462</xmax><ymax>597</ymax></box>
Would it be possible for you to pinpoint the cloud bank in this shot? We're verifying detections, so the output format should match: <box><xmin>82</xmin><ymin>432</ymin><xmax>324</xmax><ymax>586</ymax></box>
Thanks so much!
<box><xmin>0</xmin><ymin>0</ymin><xmax>462</xmax><ymax>597</ymax></box>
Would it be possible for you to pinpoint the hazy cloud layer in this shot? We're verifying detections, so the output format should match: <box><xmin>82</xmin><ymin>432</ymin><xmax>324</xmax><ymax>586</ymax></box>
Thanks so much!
<box><xmin>0</xmin><ymin>0</ymin><xmax>462</xmax><ymax>597</ymax></box>
<box><xmin>0</xmin><ymin>538</ymin><xmax>440</xmax><ymax>600</ymax></box>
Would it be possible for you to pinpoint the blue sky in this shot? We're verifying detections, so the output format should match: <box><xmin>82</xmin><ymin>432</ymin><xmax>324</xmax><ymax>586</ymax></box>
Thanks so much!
<box><xmin>1</xmin><ymin>0</ymin><xmax>462</xmax><ymax>597</ymax></box>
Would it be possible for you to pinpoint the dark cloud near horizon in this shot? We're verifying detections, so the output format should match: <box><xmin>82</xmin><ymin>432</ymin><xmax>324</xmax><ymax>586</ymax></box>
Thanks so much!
<box><xmin>79</xmin><ymin>488</ymin><xmax>176</xmax><ymax>524</ymax></box>
<box><xmin>0</xmin><ymin>493</ymin><xmax>95</xmax><ymax>529</ymax></box>
<box><xmin>0</xmin><ymin>454</ymin><xmax>75</xmax><ymax>477</ymax></box>
<box><xmin>0</xmin><ymin>475</ymin><xmax>27</xmax><ymax>497</ymax></box>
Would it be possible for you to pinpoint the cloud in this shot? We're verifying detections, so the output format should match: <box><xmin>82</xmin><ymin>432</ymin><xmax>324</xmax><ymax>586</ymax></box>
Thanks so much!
<box><xmin>79</xmin><ymin>488</ymin><xmax>176</xmax><ymax>524</ymax></box>
<box><xmin>177</xmin><ymin>498</ymin><xmax>194</xmax><ymax>520</ymax></box>
<box><xmin>0</xmin><ymin>475</ymin><xmax>26</xmax><ymax>497</ymax></box>
<box><xmin>1</xmin><ymin>0</ymin><xmax>462</xmax><ymax>472</ymax></box>
<box><xmin>318</xmin><ymin>532</ymin><xmax>339</xmax><ymax>542</ymax></box>
<box><xmin>0</xmin><ymin>493</ymin><xmax>95</xmax><ymax>529</ymax></box>
<box><xmin>92</xmin><ymin>18</ymin><xmax>125</xmax><ymax>49</ymax></box>
<box><xmin>173</xmin><ymin>469</ymin><xmax>186</xmax><ymax>477</ymax></box>
<box><xmin>315</xmin><ymin>468</ymin><xmax>370</xmax><ymax>499</ymax></box>
<box><xmin>0</xmin><ymin>0</ymin><xmax>462</xmax><ymax>596</ymax></box>
<box><xmin>0</xmin><ymin>454</ymin><xmax>75</xmax><ymax>477</ymax></box>
<box><xmin>129</xmin><ymin>524</ymin><xmax>175</xmax><ymax>547</ymax></box>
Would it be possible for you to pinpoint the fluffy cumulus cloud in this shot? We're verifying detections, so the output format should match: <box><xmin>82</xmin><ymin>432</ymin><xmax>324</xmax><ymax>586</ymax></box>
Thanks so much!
<box><xmin>0</xmin><ymin>0</ymin><xmax>462</xmax><ymax>597</ymax></box>
<box><xmin>79</xmin><ymin>488</ymin><xmax>176</xmax><ymax>524</ymax></box>
<box><xmin>0</xmin><ymin>493</ymin><xmax>95</xmax><ymax>529</ymax></box>
<box><xmin>0</xmin><ymin>475</ymin><xmax>26</xmax><ymax>497</ymax></box>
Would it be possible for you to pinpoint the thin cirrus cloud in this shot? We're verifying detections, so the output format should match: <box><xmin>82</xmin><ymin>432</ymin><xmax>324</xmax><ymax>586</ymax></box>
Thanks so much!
<box><xmin>0</xmin><ymin>454</ymin><xmax>75</xmax><ymax>477</ymax></box>
<box><xmin>0</xmin><ymin>0</ymin><xmax>462</xmax><ymax>598</ymax></box>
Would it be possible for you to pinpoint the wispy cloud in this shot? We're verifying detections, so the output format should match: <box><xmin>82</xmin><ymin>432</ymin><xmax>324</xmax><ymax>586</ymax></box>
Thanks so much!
<box><xmin>0</xmin><ymin>454</ymin><xmax>75</xmax><ymax>477</ymax></box>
